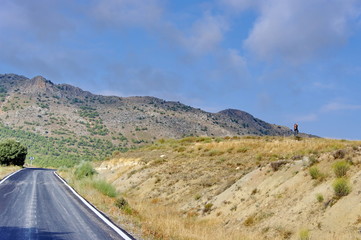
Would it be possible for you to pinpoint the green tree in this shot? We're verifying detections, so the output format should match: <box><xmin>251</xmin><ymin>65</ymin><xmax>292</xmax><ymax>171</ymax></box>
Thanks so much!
<box><xmin>0</xmin><ymin>140</ymin><xmax>28</xmax><ymax>166</ymax></box>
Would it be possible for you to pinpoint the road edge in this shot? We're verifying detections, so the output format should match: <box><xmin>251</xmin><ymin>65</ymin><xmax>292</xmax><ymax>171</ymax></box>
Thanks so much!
<box><xmin>0</xmin><ymin>169</ymin><xmax>23</xmax><ymax>185</ymax></box>
<box><xmin>53</xmin><ymin>171</ymin><xmax>135</xmax><ymax>240</ymax></box>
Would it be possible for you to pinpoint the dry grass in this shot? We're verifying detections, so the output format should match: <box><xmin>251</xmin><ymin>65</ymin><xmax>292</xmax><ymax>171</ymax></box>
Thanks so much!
<box><xmin>0</xmin><ymin>166</ymin><xmax>21</xmax><ymax>180</ymax></box>
<box><xmin>143</xmin><ymin>136</ymin><xmax>360</xmax><ymax>164</ymax></box>
<box><xmin>62</xmin><ymin>136</ymin><xmax>361</xmax><ymax>240</ymax></box>
<box><xmin>125</xmin><ymin>199</ymin><xmax>265</xmax><ymax>240</ymax></box>
<box><xmin>59</xmin><ymin>169</ymin><xmax>265</xmax><ymax>240</ymax></box>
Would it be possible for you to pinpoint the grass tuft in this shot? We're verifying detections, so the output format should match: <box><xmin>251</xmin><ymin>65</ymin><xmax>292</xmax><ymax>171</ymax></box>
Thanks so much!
<box><xmin>309</xmin><ymin>167</ymin><xmax>326</xmax><ymax>181</ymax></box>
<box><xmin>92</xmin><ymin>179</ymin><xmax>118</xmax><ymax>198</ymax></box>
<box><xmin>315</xmin><ymin>193</ymin><xmax>324</xmax><ymax>203</ymax></box>
<box><xmin>333</xmin><ymin>160</ymin><xmax>349</xmax><ymax>177</ymax></box>
<box><xmin>299</xmin><ymin>229</ymin><xmax>310</xmax><ymax>240</ymax></box>
<box><xmin>333</xmin><ymin>178</ymin><xmax>351</xmax><ymax>198</ymax></box>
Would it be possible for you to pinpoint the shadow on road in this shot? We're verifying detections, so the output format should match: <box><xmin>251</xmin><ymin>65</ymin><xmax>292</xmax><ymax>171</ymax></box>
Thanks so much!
<box><xmin>0</xmin><ymin>226</ymin><xmax>73</xmax><ymax>240</ymax></box>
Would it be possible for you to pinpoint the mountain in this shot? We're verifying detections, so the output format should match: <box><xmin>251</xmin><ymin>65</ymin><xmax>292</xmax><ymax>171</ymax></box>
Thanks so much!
<box><xmin>0</xmin><ymin>74</ymin><xmax>294</xmax><ymax>166</ymax></box>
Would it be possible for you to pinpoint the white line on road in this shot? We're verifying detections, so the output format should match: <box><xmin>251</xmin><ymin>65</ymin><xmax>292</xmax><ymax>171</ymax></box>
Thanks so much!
<box><xmin>53</xmin><ymin>172</ymin><xmax>134</xmax><ymax>240</ymax></box>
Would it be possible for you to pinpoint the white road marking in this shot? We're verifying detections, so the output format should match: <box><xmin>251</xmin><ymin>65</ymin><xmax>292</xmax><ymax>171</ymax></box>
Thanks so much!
<box><xmin>53</xmin><ymin>172</ymin><xmax>133</xmax><ymax>240</ymax></box>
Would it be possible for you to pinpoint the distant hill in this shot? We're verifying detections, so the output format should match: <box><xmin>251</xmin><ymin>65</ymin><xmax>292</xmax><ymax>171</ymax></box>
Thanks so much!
<box><xmin>0</xmin><ymin>74</ymin><xmax>294</xmax><ymax>166</ymax></box>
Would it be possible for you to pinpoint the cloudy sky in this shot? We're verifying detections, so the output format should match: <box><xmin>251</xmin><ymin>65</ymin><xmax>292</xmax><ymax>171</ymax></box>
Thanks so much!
<box><xmin>1</xmin><ymin>0</ymin><xmax>361</xmax><ymax>139</ymax></box>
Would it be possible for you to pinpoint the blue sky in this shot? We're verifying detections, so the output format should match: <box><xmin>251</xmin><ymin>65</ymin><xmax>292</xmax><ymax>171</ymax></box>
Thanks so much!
<box><xmin>1</xmin><ymin>0</ymin><xmax>361</xmax><ymax>139</ymax></box>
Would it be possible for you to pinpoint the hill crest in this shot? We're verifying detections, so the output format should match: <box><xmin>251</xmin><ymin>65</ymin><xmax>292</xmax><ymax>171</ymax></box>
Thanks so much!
<box><xmin>0</xmin><ymin>74</ymin><xmax>295</xmax><ymax>165</ymax></box>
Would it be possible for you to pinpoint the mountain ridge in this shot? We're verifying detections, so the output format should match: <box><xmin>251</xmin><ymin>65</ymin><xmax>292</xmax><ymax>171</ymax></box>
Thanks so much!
<box><xmin>0</xmin><ymin>74</ymin><xmax>295</xmax><ymax>166</ymax></box>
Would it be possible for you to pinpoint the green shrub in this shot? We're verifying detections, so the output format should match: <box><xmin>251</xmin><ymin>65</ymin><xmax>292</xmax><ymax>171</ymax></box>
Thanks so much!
<box><xmin>333</xmin><ymin>178</ymin><xmax>351</xmax><ymax>198</ymax></box>
<box><xmin>74</xmin><ymin>162</ymin><xmax>96</xmax><ymax>179</ymax></box>
<box><xmin>316</xmin><ymin>193</ymin><xmax>324</xmax><ymax>203</ymax></box>
<box><xmin>92</xmin><ymin>179</ymin><xmax>117</xmax><ymax>197</ymax></box>
<box><xmin>309</xmin><ymin>167</ymin><xmax>326</xmax><ymax>182</ymax></box>
<box><xmin>0</xmin><ymin>139</ymin><xmax>27</xmax><ymax>166</ymax></box>
<box><xmin>203</xmin><ymin>203</ymin><xmax>213</xmax><ymax>213</ymax></box>
<box><xmin>333</xmin><ymin>161</ymin><xmax>350</xmax><ymax>177</ymax></box>
<box><xmin>309</xmin><ymin>167</ymin><xmax>320</xmax><ymax>179</ymax></box>
<box><xmin>194</xmin><ymin>194</ymin><xmax>201</xmax><ymax>200</ymax></box>
<box><xmin>115</xmin><ymin>197</ymin><xmax>133</xmax><ymax>214</ymax></box>
<box><xmin>299</xmin><ymin>229</ymin><xmax>310</xmax><ymax>240</ymax></box>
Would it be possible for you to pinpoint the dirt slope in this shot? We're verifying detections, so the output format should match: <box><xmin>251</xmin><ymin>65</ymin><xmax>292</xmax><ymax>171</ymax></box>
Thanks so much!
<box><xmin>94</xmin><ymin>136</ymin><xmax>361</xmax><ymax>240</ymax></box>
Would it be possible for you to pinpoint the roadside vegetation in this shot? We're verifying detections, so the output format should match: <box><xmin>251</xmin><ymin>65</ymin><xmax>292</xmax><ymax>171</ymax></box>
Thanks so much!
<box><xmin>59</xmin><ymin>136</ymin><xmax>361</xmax><ymax>240</ymax></box>
<box><xmin>0</xmin><ymin>124</ymin><xmax>127</xmax><ymax>167</ymax></box>
<box><xmin>0</xmin><ymin>139</ymin><xmax>27</xmax><ymax>166</ymax></box>
<box><xmin>0</xmin><ymin>165</ymin><xmax>21</xmax><ymax>180</ymax></box>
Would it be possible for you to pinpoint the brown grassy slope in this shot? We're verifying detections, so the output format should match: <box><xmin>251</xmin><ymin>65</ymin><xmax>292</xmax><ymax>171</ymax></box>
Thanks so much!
<box><xmin>0</xmin><ymin>166</ymin><xmax>21</xmax><ymax>180</ymax></box>
<box><xmin>91</xmin><ymin>137</ymin><xmax>361</xmax><ymax>239</ymax></box>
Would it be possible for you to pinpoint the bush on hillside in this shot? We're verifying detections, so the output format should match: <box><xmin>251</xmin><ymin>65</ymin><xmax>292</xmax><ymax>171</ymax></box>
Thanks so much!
<box><xmin>309</xmin><ymin>167</ymin><xmax>326</xmax><ymax>181</ymax></box>
<box><xmin>333</xmin><ymin>160</ymin><xmax>349</xmax><ymax>177</ymax></box>
<box><xmin>309</xmin><ymin>167</ymin><xmax>321</xmax><ymax>179</ymax></box>
<box><xmin>92</xmin><ymin>179</ymin><xmax>117</xmax><ymax>197</ymax></box>
<box><xmin>115</xmin><ymin>197</ymin><xmax>133</xmax><ymax>214</ymax></box>
<box><xmin>333</xmin><ymin>178</ymin><xmax>351</xmax><ymax>198</ymax></box>
<box><xmin>0</xmin><ymin>139</ymin><xmax>27</xmax><ymax>166</ymax></box>
<box><xmin>74</xmin><ymin>162</ymin><xmax>97</xmax><ymax>179</ymax></box>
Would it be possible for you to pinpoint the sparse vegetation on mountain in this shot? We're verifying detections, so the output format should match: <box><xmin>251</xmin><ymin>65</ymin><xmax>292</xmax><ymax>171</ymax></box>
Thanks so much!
<box><xmin>0</xmin><ymin>74</ymin><xmax>297</xmax><ymax>167</ymax></box>
<box><xmin>0</xmin><ymin>124</ymin><xmax>124</xmax><ymax>167</ymax></box>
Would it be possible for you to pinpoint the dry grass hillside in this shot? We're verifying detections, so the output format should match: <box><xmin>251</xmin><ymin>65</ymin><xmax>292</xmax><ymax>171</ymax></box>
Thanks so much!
<box><xmin>80</xmin><ymin>136</ymin><xmax>361</xmax><ymax>240</ymax></box>
<box><xmin>0</xmin><ymin>166</ymin><xmax>21</xmax><ymax>180</ymax></box>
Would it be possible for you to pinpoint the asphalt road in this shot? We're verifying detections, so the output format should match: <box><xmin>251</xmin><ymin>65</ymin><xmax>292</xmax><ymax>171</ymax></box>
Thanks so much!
<box><xmin>0</xmin><ymin>168</ymin><xmax>133</xmax><ymax>240</ymax></box>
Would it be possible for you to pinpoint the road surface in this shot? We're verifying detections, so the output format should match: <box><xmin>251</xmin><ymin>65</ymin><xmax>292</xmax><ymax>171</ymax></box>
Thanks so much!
<box><xmin>0</xmin><ymin>168</ymin><xmax>134</xmax><ymax>240</ymax></box>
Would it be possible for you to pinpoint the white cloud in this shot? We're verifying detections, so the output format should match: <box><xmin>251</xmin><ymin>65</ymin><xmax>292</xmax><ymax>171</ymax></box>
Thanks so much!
<box><xmin>312</xmin><ymin>82</ymin><xmax>336</xmax><ymax>90</ymax></box>
<box><xmin>292</xmin><ymin>100</ymin><xmax>361</xmax><ymax>123</ymax></box>
<box><xmin>0</xmin><ymin>0</ymin><xmax>75</xmax><ymax>41</ymax></box>
<box><xmin>103</xmin><ymin>63</ymin><xmax>182</xmax><ymax>97</ymax></box>
<box><xmin>322</xmin><ymin>102</ymin><xmax>361</xmax><ymax>112</ymax></box>
<box><xmin>90</xmin><ymin>0</ymin><xmax>163</xmax><ymax>29</ymax></box>
<box><xmin>0</xmin><ymin>1</ymin><xmax>26</xmax><ymax>29</ymax></box>
<box><xmin>210</xmin><ymin>48</ymin><xmax>248</xmax><ymax>81</ymax></box>
<box><xmin>219</xmin><ymin>0</ymin><xmax>261</xmax><ymax>12</ymax></box>
<box><xmin>89</xmin><ymin>1</ymin><xmax>229</xmax><ymax>56</ymax></box>
<box><xmin>183</xmin><ymin>13</ymin><xmax>229</xmax><ymax>55</ymax></box>
<box><xmin>242</xmin><ymin>0</ymin><xmax>361</xmax><ymax>63</ymax></box>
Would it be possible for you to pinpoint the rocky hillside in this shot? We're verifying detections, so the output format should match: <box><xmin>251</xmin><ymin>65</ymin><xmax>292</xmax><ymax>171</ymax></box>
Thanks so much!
<box><xmin>0</xmin><ymin>74</ymin><xmax>293</xmax><ymax>166</ymax></box>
